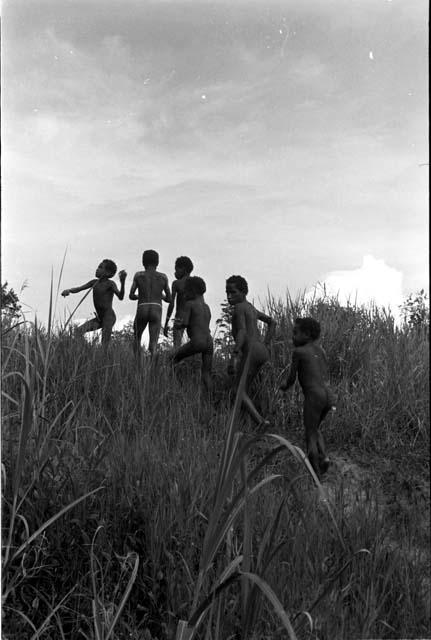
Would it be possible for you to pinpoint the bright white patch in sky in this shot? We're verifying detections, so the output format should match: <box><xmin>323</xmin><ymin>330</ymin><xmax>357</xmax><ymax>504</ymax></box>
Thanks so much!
<box><xmin>307</xmin><ymin>255</ymin><xmax>404</xmax><ymax>319</ymax></box>
<box><xmin>369</xmin><ymin>51</ymin><xmax>374</xmax><ymax>60</ymax></box>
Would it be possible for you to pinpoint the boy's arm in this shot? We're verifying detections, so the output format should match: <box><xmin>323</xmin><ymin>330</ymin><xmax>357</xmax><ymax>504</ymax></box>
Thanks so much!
<box><xmin>232</xmin><ymin>306</ymin><xmax>247</xmax><ymax>355</ymax></box>
<box><xmin>112</xmin><ymin>270</ymin><xmax>127</xmax><ymax>300</ymax></box>
<box><xmin>164</xmin><ymin>281</ymin><xmax>177</xmax><ymax>335</ymax></box>
<box><xmin>61</xmin><ymin>279</ymin><xmax>97</xmax><ymax>296</ymax></box>
<box><xmin>175</xmin><ymin>301</ymin><xmax>191</xmax><ymax>329</ymax></box>
<box><xmin>129</xmin><ymin>275</ymin><xmax>139</xmax><ymax>300</ymax></box>
<box><xmin>280</xmin><ymin>350</ymin><xmax>299</xmax><ymax>390</ymax></box>
<box><xmin>256</xmin><ymin>309</ymin><xmax>276</xmax><ymax>345</ymax></box>
<box><xmin>162</xmin><ymin>275</ymin><xmax>172</xmax><ymax>304</ymax></box>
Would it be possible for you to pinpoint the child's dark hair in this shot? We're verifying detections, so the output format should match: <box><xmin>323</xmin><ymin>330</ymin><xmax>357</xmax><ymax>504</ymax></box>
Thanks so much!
<box><xmin>142</xmin><ymin>250</ymin><xmax>159</xmax><ymax>267</ymax></box>
<box><xmin>295</xmin><ymin>317</ymin><xmax>321</xmax><ymax>340</ymax></box>
<box><xmin>185</xmin><ymin>276</ymin><xmax>206</xmax><ymax>297</ymax></box>
<box><xmin>226</xmin><ymin>275</ymin><xmax>248</xmax><ymax>295</ymax></box>
<box><xmin>101</xmin><ymin>259</ymin><xmax>117</xmax><ymax>277</ymax></box>
<box><xmin>175</xmin><ymin>256</ymin><xmax>194</xmax><ymax>274</ymax></box>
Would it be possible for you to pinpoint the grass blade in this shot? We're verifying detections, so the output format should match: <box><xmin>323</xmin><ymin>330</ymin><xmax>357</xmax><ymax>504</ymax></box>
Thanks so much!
<box><xmin>105</xmin><ymin>552</ymin><xmax>139</xmax><ymax>640</ymax></box>
<box><xmin>47</xmin><ymin>267</ymin><xmax>54</xmax><ymax>339</ymax></box>
<box><xmin>9</xmin><ymin>486</ymin><xmax>104</xmax><ymax>564</ymax></box>
<box><xmin>240</xmin><ymin>455</ymin><xmax>251</xmax><ymax>627</ymax></box>
<box><xmin>61</xmin><ymin>286</ymin><xmax>94</xmax><ymax>333</ymax></box>
<box><xmin>30</xmin><ymin>585</ymin><xmax>76</xmax><ymax>640</ymax></box>
<box><xmin>91</xmin><ymin>526</ymin><xmax>105</xmax><ymax>640</ymax></box>
<box><xmin>267</xmin><ymin>433</ymin><xmax>346</xmax><ymax>551</ymax></box>
<box><xmin>240</xmin><ymin>571</ymin><xmax>298</xmax><ymax>640</ymax></box>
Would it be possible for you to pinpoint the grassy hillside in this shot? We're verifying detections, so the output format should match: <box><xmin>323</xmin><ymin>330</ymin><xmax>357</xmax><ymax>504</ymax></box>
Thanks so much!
<box><xmin>1</xmin><ymin>294</ymin><xmax>429</xmax><ymax>639</ymax></box>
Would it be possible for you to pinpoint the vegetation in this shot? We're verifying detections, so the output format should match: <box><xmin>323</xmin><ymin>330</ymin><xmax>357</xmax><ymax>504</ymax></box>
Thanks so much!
<box><xmin>1</xmin><ymin>283</ymin><xmax>22</xmax><ymax>319</ymax></box>
<box><xmin>1</xmin><ymin>285</ymin><xmax>429</xmax><ymax>639</ymax></box>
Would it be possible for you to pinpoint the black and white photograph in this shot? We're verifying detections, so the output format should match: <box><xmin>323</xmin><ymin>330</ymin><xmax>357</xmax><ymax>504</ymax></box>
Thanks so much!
<box><xmin>1</xmin><ymin>1</ymin><xmax>429</xmax><ymax>638</ymax></box>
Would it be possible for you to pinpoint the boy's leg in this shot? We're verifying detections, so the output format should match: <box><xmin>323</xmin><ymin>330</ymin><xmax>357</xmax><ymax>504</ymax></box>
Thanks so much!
<box><xmin>317</xmin><ymin>430</ymin><xmax>329</xmax><ymax>472</ymax></box>
<box><xmin>171</xmin><ymin>341</ymin><xmax>198</xmax><ymax>384</ymax></box>
<box><xmin>148</xmin><ymin>306</ymin><xmax>163</xmax><ymax>356</ymax></box>
<box><xmin>133</xmin><ymin>312</ymin><xmax>147</xmax><ymax>355</ymax></box>
<box><xmin>237</xmin><ymin>343</ymin><xmax>269</xmax><ymax>426</ymax></box>
<box><xmin>173</xmin><ymin>326</ymin><xmax>184</xmax><ymax>349</ymax></box>
<box><xmin>303</xmin><ymin>400</ymin><xmax>321</xmax><ymax>477</ymax></box>
<box><xmin>316</xmin><ymin>389</ymin><xmax>334</xmax><ymax>470</ymax></box>
<box><xmin>304</xmin><ymin>388</ymin><xmax>333</xmax><ymax>477</ymax></box>
<box><xmin>241</xmin><ymin>391</ymin><xmax>266</xmax><ymax>424</ymax></box>
<box><xmin>77</xmin><ymin>317</ymin><xmax>101</xmax><ymax>336</ymax></box>
<box><xmin>101</xmin><ymin>311</ymin><xmax>116</xmax><ymax>346</ymax></box>
<box><xmin>173</xmin><ymin>341</ymin><xmax>198</xmax><ymax>364</ymax></box>
<box><xmin>201</xmin><ymin>339</ymin><xmax>213</xmax><ymax>393</ymax></box>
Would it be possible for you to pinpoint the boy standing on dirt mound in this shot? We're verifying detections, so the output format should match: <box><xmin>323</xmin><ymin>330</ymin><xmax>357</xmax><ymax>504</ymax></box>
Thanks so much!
<box><xmin>225</xmin><ymin>275</ymin><xmax>276</xmax><ymax>428</ymax></box>
<box><xmin>129</xmin><ymin>250</ymin><xmax>171</xmax><ymax>357</ymax></box>
<box><xmin>280</xmin><ymin>317</ymin><xmax>336</xmax><ymax>479</ymax></box>
<box><xmin>61</xmin><ymin>259</ymin><xmax>127</xmax><ymax>345</ymax></box>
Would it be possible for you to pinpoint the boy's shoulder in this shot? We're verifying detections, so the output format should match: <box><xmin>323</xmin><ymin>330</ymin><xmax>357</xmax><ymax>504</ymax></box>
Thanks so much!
<box><xmin>233</xmin><ymin>300</ymin><xmax>249</xmax><ymax>312</ymax></box>
<box><xmin>310</xmin><ymin>341</ymin><xmax>324</xmax><ymax>354</ymax></box>
<box><xmin>175</xmin><ymin>277</ymin><xmax>188</xmax><ymax>289</ymax></box>
<box><xmin>94</xmin><ymin>277</ymin><xmax>111</xmax><ymax>287</ymax></box>
<box><xmin>152</xmin><ymin>270</ymin><xmax>168</xmax><ymax>281</ymax></box>
<box><xmin>298</xmin><ymin>342</ymin><xmax>323</xmax><ymax>357</ymax></box>
<box><xmin>293</xmin><ymin>344</ymin><xmax>309</xmax><ymax>357</ymax></box>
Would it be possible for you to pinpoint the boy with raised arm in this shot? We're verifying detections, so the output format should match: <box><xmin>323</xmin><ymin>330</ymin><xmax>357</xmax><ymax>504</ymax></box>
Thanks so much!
<box><xmin>163</xmin><ymin>256</ymin><xmax>194</xmax><ymax>347</ymax></box>
<box><xmin>61</xmin><ymin>259</ymin><xmax>126</xmax><ymax>345</ymax></box>
<box><xmin>171</xmin><ymin>276</ymin><xmax>213</xmax><ymax>391</ymax></box>
<box><xmin>279</xmin><ymin>317</ymin><xmax>336</xmax><ymax>479</ymax></box>
<box><xmin>129</xmin><ymin>249</ymin><xmax>171</xmax><ymax>356</ymax></box>
<box><xmin>225</xmin><ymin>275</ymin><xmax>276</xmax><ymax>427</ymax></box>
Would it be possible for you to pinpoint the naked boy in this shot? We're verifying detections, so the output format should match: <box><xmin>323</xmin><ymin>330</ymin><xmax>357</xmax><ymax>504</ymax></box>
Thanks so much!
<box><xmin>163</xmin><ymin>256</ymin><xmax>194</xmax><ymax>348</ymax></box>
<box><xmin>129</xmin><ymin>250</ymin><xmax>171</xmax><ymax>356</ymax></box>
<box><xmin>280</xmin><ymin>317</ymin><xmax>336</xmax><ymax>478</ymax></box>
<box><xmin>62</xmin><ymin>259</ymin><xmax>126</xmax><ymax>345</ymax></box>
<box><xmin>226</xmin><ymin>275</ymin><xmax>276</xmax><ymax>427</ymax></box>
<box><xmin>171</xmin><ymin>276</ymin><xmax>213</xmax><ymax>391</ymax></box>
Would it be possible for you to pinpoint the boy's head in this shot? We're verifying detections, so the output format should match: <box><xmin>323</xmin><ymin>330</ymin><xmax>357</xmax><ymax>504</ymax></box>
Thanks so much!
<box><xmin>226</xmin><ymin>275</ymin><xmax>248</xmax><ymax>305</ymax></box>
<box><xmin>175</xmin><ymin>256</ymin><xmax>194</xmax><ymax>279</ymax></box>
<box><xmin>142</xmin><ymin>250</ymin><xmax>159</xmax><ymax>268</ymax></box>
<box><xmin>184</xmin><ymin>276</ymin><xmax>206</xmax><ymax>300</ymax></box>
<box><xmin>293</xmin><ymin>317</ymin><xmax>321</xmax><ymax>346</ymax></box>
<box><xmin>96</xmin><ymin>259</ymin><xmax>117</xmax><ymax>278</ymax></box>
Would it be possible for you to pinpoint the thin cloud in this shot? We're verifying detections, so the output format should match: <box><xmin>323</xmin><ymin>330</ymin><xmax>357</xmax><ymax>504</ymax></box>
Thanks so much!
<box><xmin>2</xmin><ymin>0</ymin><xmax>428</xmax><ymax>326</ymax></box>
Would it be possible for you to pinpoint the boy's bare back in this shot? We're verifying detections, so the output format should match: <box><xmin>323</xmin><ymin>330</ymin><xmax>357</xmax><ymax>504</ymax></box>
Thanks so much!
<box><xmin>173</xmin><ymin>278</ymin><xmax>189</xmax><ymax>317</ymax></box>
<box><xmin>131</xmin><ymin>270</ymin><xmax>169</xmax><ymax>304</ymax></box>
<box><xmin>293</xmin><ymin>342</ymin><xmax>330</xmax><ymax>392</ymax></box>
<box><xmin>184</xmin><ymin>299</ymin><xmax>211</xmax><ymax>342</ymax></box>
<box><xmin>231</xmin><ymin>300</ymin><xmax>265</xmax><ymax>347</ymax></box>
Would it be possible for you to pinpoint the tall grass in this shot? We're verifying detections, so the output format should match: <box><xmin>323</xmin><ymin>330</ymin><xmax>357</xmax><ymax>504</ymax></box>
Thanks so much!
<box><xmin>1</xmin><ymin>291</ymin><xmax>429</xmax><ymax>639</ymax></box>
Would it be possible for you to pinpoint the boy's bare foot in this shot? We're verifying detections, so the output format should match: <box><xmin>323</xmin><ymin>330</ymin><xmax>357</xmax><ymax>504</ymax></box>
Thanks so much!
<box><xmin>319</xmin><ymin>457</ymin><xmax>330</xmax><ymax>474</ymax></box>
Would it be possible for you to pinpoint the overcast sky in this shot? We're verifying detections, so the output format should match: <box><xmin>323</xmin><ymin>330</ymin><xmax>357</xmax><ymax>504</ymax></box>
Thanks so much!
<box><xmin>2</xmin><ymin>0</ymin><xmax>428</xmax><ymax>330</ymax></box>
